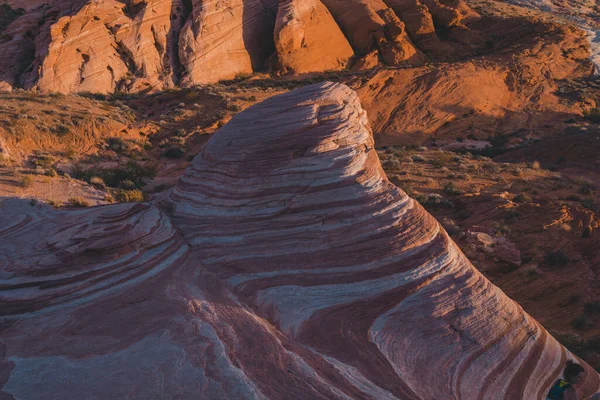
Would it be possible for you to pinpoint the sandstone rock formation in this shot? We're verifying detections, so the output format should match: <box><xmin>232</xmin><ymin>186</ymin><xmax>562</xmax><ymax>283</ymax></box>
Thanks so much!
<box><xmin>179</xmin><ymin>0</ymin><xmax>277</xmax><ymax>86</ymax></box>
<box><xmin>1</xmin><ymin>82</ymin><xmax>599</xmax><ymax>399</ymax></box>
<box><xmin>0</xmin><ymin>0</ymin><xmax>485</xmax><ymax>92</ymax></box>
<box><xmin>349</xmin><ymin>13</ymin><xmax>595</xmax><ymax>145</ymax></box>
<box><xmin>273</xmin><ymin>0</ymin><xmax>354</xmax><ymax>74</ymax></box>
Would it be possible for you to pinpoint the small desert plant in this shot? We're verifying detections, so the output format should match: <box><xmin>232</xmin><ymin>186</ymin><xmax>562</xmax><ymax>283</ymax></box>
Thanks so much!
<box><xmin>105</xmin><ymin>137</ymin><xmax>131</xmax><ymax>154</ymax></box>
<box><xmin>440</xmin><ymin>217</ymin><xmax>462</xmax><ymax>235</ymax></box>
<box><xmin>47</xmin><ymin>199</ymin><xmax>62</xmax><ymax>208</ymax></box>
<box><xmin>443</xmin><ymin>181</ymin><xmax>463</xmax><ymax>195</ymax></box>
<box><xmin>492</xmin><ymin>221</ymin><xmax>511</xmax><ymax>235</ymax></box>
<box><xmin>581</xmin><ymin>199</ymin><xmax>596</xmax><ymax>212</ymax></box>
<box><xmin>513</xmin><ymin>193</ymin><xmax>532</xmax><ymax>203</ymax></box>
<box><xmin>411</xmin><ymin>154</ymin><xmax>426</xmax><ymax>162</ymax></box>
<box><xmin>44</xmin><ymin>168</ymin><xmax>57</xmax><ymax>177</ymax></box>
<box><xmin>19</xmin><ymin>175</ymin><xmax>34</xmax><ymax>188</ymax></box>
<box><xmin>119</xmin><ymin>179</ymin><xmax>136</xmax><ymax>190</ymax></box>
<box><xmin>89</xmin><ymin>176</ymin><xmax>105</xmax><ymax>189</ymax></box>
<box><xmin>69</xmin><ymin>196</ymin><xmax>90</xmax><ymax>207</ymax></box>
<box><xmin>414</xmin><ymin>193</ymin><xmax>454</xmax><ymax>209</ymax></box>
<box><xmin>104</xmin><ymin>194</ymin><xmax>115</xmax><ymax>203</ymax></box>
<box><xmin>116</xmin><ymin>189</ymin><xmax>145</xmax><ymax>203</ymax></box>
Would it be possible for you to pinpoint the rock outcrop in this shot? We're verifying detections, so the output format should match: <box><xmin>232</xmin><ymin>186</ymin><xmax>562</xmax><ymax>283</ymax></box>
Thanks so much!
<box><xmin>273</xmin><ymin>0</ymin><xmax>354</xmax><ymax>74</ymax></box>
<box><xmin>1</xmin><ymin>82</ymin><xmax>599</xmax><ymax>399</ymax></box>
<box><xmin>0</xmin><ymin>0</ymin><xmax>486</xmax><ymax>92</ymax></box>
<box><xmin>179</xmin><ymin>0</ymin><xmax>277</xmax><ymax>86</ymax></box>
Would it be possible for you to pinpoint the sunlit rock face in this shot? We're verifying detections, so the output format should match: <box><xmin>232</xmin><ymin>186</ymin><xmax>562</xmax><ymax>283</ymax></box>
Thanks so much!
<box><xmin>1</xmin><ymin>82</ymin><xmax>600</xmax><ymax>399</ymax></box>
<box><xmin>0</xmin><ymin>0</ymin><xmax>482</xmax><ymax>92</ymax></box>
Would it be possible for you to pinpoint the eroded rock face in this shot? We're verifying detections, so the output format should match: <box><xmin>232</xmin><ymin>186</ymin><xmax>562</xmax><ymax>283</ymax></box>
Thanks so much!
<box><xmin>1</xmin><ymin>82</ymin><xmax>598</xmax><ymax>399</ymax></box>
<box><xmin>273</xmin><ymin>0</ymin><xmax>354</xmax><ymax>74</ymax></box>
<box><xmin>179</xmin><ymin>0</ymin><xmax>276</xmax><ymax>86</ymax></box>
<box><xmin>0</xmin><ymin>0</ymin><xmax>486</xmax><ymax>92</ymax></box>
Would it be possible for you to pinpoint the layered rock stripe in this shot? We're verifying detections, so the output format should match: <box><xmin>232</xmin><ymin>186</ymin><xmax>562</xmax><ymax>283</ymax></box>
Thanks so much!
<box><xmin>1</xmin><ymin>82</ymin><xmax>599</xmax><ymax>399</ymax></box>
<box><xmin>0</xmin><ymin>0</ymin><xmax>477</xmax><ymax>93</ymax></box>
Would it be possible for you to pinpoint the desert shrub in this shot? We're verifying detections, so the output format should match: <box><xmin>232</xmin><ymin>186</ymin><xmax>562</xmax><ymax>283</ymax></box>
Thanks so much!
<box><xmin>52</xmin><ymin>123</ymin><xmax>70</xmax><ymax>135</ymax></box>
<box><xmin>29</xmin><ymin>198</ymin><xmax>37</xmax><ymax>206</ymax></box>
<box><xmin>45</xmin><ymin>168</ymin><xmax>57</xmax><ymax>177</ymax></box>
<box><xmin>440</xmin><ymin>217</ymin><xmax>462</xmax><ymax>235</ymax></box>
<box><xmin>411</xmin><ymin>154</ymin><xmax>426</xmax><ymax>162</ymax></box>
<box><xmin>531</xmin><ymin>161</ymin><xmax>541</xmax><ymax>170</ymax></box>
<box><xmin>72</xmin><ymin>161</ymin><xmax>156</xmax><ymax>189</ymax></box>
<box><xmin>513</xmin><ymin>193</ymin><xmax>533</xmax><ymax>203</ymax></box>
<box><xmin>104</xmin><ymin>194</ymin><xmax>115</xmax><ymax>203</ymax></box>
<box><xmin>431</xmin><ymin>153</ymin><xmax>453</xmax><ymax>168</ymax></box>
<box><xmin>119</xmin><ymin>179</ymin><xmax>136</xmax><ymax>190</ymax></box>
<box><xmin>583</xmin><ymin>108</ymin><xmax>600</xmax><ymax>123</ymax></box>
<box><xmin>116</xmin><ymin>189</ymin><xmax>145</xmax><ymax>203</ymax></box>
<box><xmin>414</xmin><ymin>193</ymin><xmax>454</xmax><ymax>209</ymax></box>
<box><xmin>69</xmin><ymin>196</ymin><xmax>90</xmax><ymax>207</ymax></box>
<box><xmin>383</xmin><ymin>159</ymin><xmax>401</xmax><ymax>170</ymax></box>
<box><xmin>443</xmin><ymin>181</ymin><xmax>463</xmax><ymax>195</ymax></box>
<box><xmin>572</xmin><ymin>315</ymin><xmax>591</xmax><ymax>330</ymax></box>
<box><xmin>105</xmin><ymin>137</ymin><xmax>132</xmax><ymax>154</ymax></box>
<box><xmin>19</xmin><ymin>175</ymin><xmax>34</xmax><ymax>188</ymax></box>
<box><xmin>398</xmin><ymin>183</ymin><xmax>414</xmax><ymax>195</ymax></box>
<box><xmin>545</xmin><ymin>250</ymin><xmax>569</xmax><ymax>267</ymax></box>
<box><xmin>504</xmin><ymin>210</ymin><xmax>521</xmax><ymax>220</ymax></box>
<box><xmin>492</xmin><ymin>221</ymin><xmax>511</xmax><ymax>235</ymax></box>
<box><xmin>89</xmin><ymin>176</ymin><xmax>105</xmax><ymax>189</ymax></box>
<box><xmin>33</xmin><ymin>154</ymin><xmax>54</xmax><ymax>168</ymax></box>
<box><xmin>163</xmin><ymin>147</ymin><xmax>185</xmax><ymax>159</ymax></box>
<box><xmin>581</xmin><ymin>199</ymin><xmax>596</xmax><ymax>212</ymax></box>
<box><xmin>47</xmin><ymin>199</ymin><xmax>62</xmax><ymax>208</ymax></box>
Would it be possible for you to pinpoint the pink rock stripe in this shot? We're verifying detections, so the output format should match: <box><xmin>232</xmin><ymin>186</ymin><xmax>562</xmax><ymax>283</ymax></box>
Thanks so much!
<box><xmin>0</xmin><ymin>82</ymin><xmax>599</xmax><ymax>399</ymax></box>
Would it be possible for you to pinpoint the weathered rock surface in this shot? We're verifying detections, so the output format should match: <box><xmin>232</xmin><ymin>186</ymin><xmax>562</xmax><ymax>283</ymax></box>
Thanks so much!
<box><xmin>273</xmin><ymin>0</ymin><xmax>354</xmax><ymax>74</ymax></box>
<box><xmin>1</xmin><ymin>82</ymin><xmax>599</xmax><ymax>399</ymax></box>
<box><xmin>0</xmin><ymin>0</ymin><xmax>486</xmax><ymax>92</ymax></box>
<box><xmin>348</xmin><ymin>13</ymin><xmax>595</xmax><ymax>145</ymax></box>
<box><xmin>179</xmin><ymin>0</ymin><xmax>276</xmax><ymax>86</ymax></box>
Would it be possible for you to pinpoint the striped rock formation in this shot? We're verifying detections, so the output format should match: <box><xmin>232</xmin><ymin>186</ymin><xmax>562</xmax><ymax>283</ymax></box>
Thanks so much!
<box><xmin>0</xmin><ymin>0</ymin><xmax>478</xmax><ymax>92</ymax></box>
<box><xmin>1</xmin><ymin>82</ymin><xmax>599</xmax><ymax>399</ymax></box>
